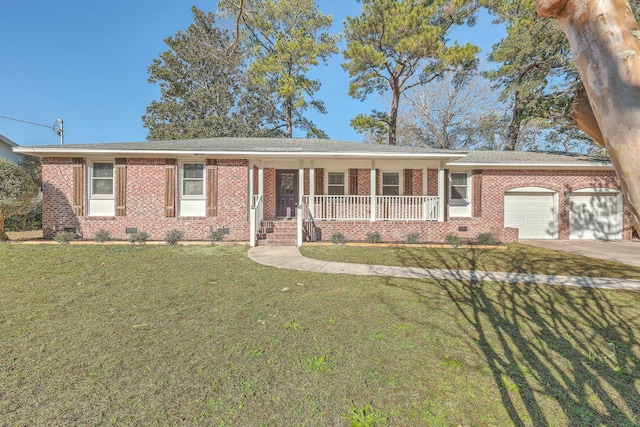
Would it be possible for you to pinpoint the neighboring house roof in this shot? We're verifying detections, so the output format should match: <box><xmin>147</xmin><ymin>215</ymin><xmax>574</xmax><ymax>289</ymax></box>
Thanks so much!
<box><xmin>0</xmin><ymin>133</ymin><xmax>18</xmax><ymax>148</ymax></box>
<box><xmin>448</xmin><ymin>150</ymin><xmax>613</xmax><ymax>170</ymax></box>
<box><xmin>0</xmin><ymin>133</ymin><xmax>24</xmax><ymax>163</ymax></box>
<box><xmin>13</xmin><ymin>137</ymin><xmax>614</xmax><ymax>169</ymax></box>
<box><xmin>13</xmin><ymin>137</ymin><xmax>467</xmax><ymax>161</ymax></box>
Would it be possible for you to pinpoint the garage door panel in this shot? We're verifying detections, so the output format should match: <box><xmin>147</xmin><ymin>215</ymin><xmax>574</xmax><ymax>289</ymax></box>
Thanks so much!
<box><xmin>505</xmin><ymin>193</ymin><xmax>557</xmax><ymax>240</ymax></box>
<box><xmin>570</xmin><ymin>193</ymin><xmax>622</xmax><ymax>240</ymax></box>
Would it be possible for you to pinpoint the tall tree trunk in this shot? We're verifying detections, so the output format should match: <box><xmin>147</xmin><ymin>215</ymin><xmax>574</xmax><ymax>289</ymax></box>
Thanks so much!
<box><xmin>388</xmin><ymin>83</ymin><xmax>401</xmax><ymax>145</ymax></box>
<box><xmin>505</xmin><ymin>124</ymin><xmax>520</xmax><ymax>151</ymax></box>
<box><xmin>505</xmin><ymin>93</ymin><xmax>522</xmax><ymax>151</ymax></box>
<box><xmin>285</xmin><ymin>103</ymin><xmax>293</xmax><ymax>138</ymax></box>
<box><xmin>537</xmin><ymin>0</ymin><xmax>640</xmax><ymax>232</ymax></box>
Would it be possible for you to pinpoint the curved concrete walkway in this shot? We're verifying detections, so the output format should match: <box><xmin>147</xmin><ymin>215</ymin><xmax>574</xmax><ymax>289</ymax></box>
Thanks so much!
<box><xmin>248</xmin><ymin>246</ymin><xmax>640</xmax><ymax>291</ymax></box>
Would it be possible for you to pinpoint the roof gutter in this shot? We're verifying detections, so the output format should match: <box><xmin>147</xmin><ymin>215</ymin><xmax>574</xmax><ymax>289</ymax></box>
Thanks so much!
<box><xmin>13</xmin><ymin>147</ymin><xmax>467</xmax><ymax>160</ymax></box>
<box><xmin>448</xmin><ymin>162</ymin><xmax>614</xmax><ymax>169</ymax></box>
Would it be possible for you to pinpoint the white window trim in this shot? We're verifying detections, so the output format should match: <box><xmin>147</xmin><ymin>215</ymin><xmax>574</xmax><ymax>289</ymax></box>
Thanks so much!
<box><xmin>381</xmin><ymin>170</ymin><xmax>403</xmax><ymax>196</ymax></box>
<box><xmin>449</xmin><ymin>171</ymin><xmax>470</xmax><ymax>206</ymax></box>
<box><xmin>179</xmin><ymin>161</ymin><xmax>206</xmax><ymax>200</ymax></box>
<box><xmin>326</xmin><ymin>170</ymin><xmax>347</xmax><ymax>195</ymax></box>
<box><xmin>89</xmin><ymin>160</ymin><xmax>115</xmax><ymax>200</ymax></box>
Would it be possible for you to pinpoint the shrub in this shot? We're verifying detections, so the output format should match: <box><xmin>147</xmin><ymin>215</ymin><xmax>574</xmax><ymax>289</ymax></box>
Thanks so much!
<box><xmin>209</xmin><ymin>229</ymin><xmax>225</xmax><ymax>246</ymax></box>
<box><xmin>94</xmin><ymin>230</ymin><xmax>111</xmax><ymax>244</ymax></box>
<box><xmin>0</xmin><ymin>158</ymin><xmax>39</xmax><ymax>238</ymax></box>
<box><xmin>330</xmin><ymin>231</ymin><xmax>346</xmax><ymax>245</ymax></box>
<box><xmin>444</xmin><ymin>233</ymin><xmax>461</xmax><ymax>248</ymax></box>
<box><xmin>365</xmin><ymin>232</ymin><xmax>382</xmax><ymax>244</ymax></box>
<box><xmin>406</xmin><ymin>233</ymin><xmax>420</xmax><ymax>244</ymax></box>
<box><xmin>5</xmin><ymin>200</ymin><xmax>42</xmax><ymax>231</ymax></box>
<box><xmin>476</xmin><ymin>232</ymin><xmax>496</xmax><ymax>246</ymax></box>
<box><xmin>164</xmin><ymin>229</ymin><xmax>184</xmax><ymax>245</ymax></box>
<box><xmin>128</xmin><ymin>231</ymin><xmax>149</xmax><ymax>245</ymax></box>
<box><xmin>53</xmin><ymin>231</ymin><xmax>75</xmax><ymax>244</ymax></box>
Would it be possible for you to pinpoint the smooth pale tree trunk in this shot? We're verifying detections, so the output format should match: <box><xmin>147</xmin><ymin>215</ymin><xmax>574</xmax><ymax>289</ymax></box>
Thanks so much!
<box><xmin>537</xmin><ymin>0</ymin><xmax>640</xmax><ymax>232</ymax></box>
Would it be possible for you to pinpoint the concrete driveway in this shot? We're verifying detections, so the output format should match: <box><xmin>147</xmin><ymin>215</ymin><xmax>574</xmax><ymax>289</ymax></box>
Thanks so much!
<box><xmin>523</xmin><ymin>240</ymin><xmax>640</xmax><ymax>267</ymax></box>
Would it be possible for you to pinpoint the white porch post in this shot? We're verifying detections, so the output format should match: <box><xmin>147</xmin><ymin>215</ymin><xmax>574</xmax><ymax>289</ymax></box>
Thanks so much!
<box><xmin>297</xmin><ymin>161</ymin><xmax>304</xmax><ymax>246</ymax></box>
<box><xmin>298</xmin><ymin>160</ymin><xmax>304</xmax><ymax>207</ymax></box>
<box><xmin>258</xmin><ymin>160</ymin><xmax>264</xmax><ymax>198</ymax></box>
<box><xmin>370</xmin><ymin>161</ymin><xmax>377</xmax><ymax>222</ymax></box>
<box><xmin>309</xmin><ymin>161</ymin><xmax>315</xmax><ymax>218</ymax></box>
<box><xmin>250</xmin><ymin>160</ymin><xmax>263</xmax><ymax>247</ymax></box>
<box><xmin>248</xmin><ymin>160</ymin><xmax>254</xmax><ymax>221</ymax></box>
<box><xmin>422</xmin><ymin>166</ymin><xmax>429</xmax><ymax>195</ymax></box>
<box><xmin>250</xmin><ymin>206</ymin><xmax>257</xmax><ymax>247</ymax></box>
<box><xmin>422</xmin><ymin>165</ymin><xmax>429</xmax><ymax>220</ymax></box>
<box><xmin>258</xmin><ymin>160</ymin><xmax>265</xmax><ymax>235</ymax></box>
<box><xmin>438</xmin><ymin>161</ymin><xmax>446</xmax><ymax>222</ymax></box>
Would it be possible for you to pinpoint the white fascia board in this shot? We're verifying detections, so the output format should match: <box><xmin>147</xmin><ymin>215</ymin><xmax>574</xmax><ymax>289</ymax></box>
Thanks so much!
<box><xmin>448</xmin><ymin>162</ymin><xmax>614</xmax><ymax>170</ymax></box>
<box><xmin>14</xmin><ymin>147</ymin><xmax>467</xmax><ymax>161</ymax></box>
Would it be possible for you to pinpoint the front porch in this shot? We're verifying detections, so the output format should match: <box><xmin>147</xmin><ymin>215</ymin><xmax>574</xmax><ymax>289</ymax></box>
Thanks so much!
<box><xmin>247</xmin><ymin>159</ymin><xmax>449</xmax><ymax>247</ymax></box>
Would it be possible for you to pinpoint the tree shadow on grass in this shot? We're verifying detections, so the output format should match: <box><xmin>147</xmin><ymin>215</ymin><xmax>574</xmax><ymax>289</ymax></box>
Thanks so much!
<box><xmin>387</xmin><ymin>247</ymin><xmax>640</xmax><ymax>426</ymax></box>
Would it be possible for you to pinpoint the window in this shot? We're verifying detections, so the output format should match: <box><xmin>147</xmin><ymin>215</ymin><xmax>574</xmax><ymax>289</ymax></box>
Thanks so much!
<box><xmin>327</xmin><ymin>172</ymin><xmax>345</xmax><ymax>195</ymax></box>
<box><xmin>382</xmin><ymin>172</ymin><xmax>400</xmax><ymax>196</ymax></box>
<box><xmin>89</xmin><ymin>161</ymin><xmax>115</xmax><ymax>216</ymax></box>
<box><xmin>450</xmin><ymin>172</ymin><xmax>468</xmax><ymax>202</ymax></box>
<box><xmin>182</xmin><ymin>163</ymin><xmax>205</xmax><ymax>197</ymax></box>
<box><xmin>91</xmin><ymin>162</ymin><xmax>114</xmax><ymax>197</ymax></box>
<box><xmin>179</xmin><ymin>162</ymin><xmax>206</xmax><ymax>217</ymax></box>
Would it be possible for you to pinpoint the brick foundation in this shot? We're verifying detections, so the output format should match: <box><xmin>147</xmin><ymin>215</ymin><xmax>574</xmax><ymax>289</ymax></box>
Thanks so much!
<box><xmin>312</xmin><ymin>220</ymin><xmax>518</xmax><ymax>244</ymax></box>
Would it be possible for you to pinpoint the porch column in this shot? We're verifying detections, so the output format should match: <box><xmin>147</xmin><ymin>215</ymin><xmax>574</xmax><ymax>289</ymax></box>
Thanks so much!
<box><xmin>298</xmin><ymin>160</ymin><xmax>304</xmax><ymax>207</ymax></box>
<box><xmin>438</xmin><ymin>161</ymin><xmax>446</xmax><ymax>222</ymax></box>
<box><xmin>422</xmin><ymin>166</ymin><xmax>429</xmax><ymax>195</ymax></box>
<box><xmin>258</xmin><ymin>160</ymin><xmax>264</xmax><ymax>198</ymax></box>
<box><xmin>297</xmin><ymin>161</ymin><xmax>304</xmax><ymax>247</ymax></box>
<box><xmin>370</xmin><ymin>161</ymin><xmax>377</xmax><ymax>222</ymax></box>
<box><xmin>258</xmin><ymin>161</ymin><xmax>264</xmax><ymax>226</ymax></box>
<box><xmin>309</xmin><ymin>161</ymin><xmax>315</xmax><ymax>217</ymax></box>
<box><xmin>248</xmin><ymin>160</ymin><xmax>254</xmax><ymax>220</ymax></box>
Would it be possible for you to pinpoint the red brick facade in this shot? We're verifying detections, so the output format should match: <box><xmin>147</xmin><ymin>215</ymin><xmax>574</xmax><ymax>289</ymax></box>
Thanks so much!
<box><xmin>42</xmin><ymin>157</ymin><xmax>631</xmax><ymax>243</ymax></box>
<box><xmin>42</xmin><ymin>157</ymin><xmax>249</xmax><ymax>241</ymax></box>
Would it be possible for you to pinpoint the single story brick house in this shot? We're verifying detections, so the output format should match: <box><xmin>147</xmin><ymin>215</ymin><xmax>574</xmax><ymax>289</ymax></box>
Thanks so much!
<box><xmin>14</xmin><ymin>138</ymin><xmax>633</xmax><ymax>245</ymax></box>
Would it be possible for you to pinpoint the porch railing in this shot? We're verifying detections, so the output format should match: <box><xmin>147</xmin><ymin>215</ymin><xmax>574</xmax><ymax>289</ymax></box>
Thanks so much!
<box><xmin>250</xmin><ymin>195</ymin><xmax>264</xmax><ymax>246</ymax></box>
<box><xmin>303</xmin><ymin>195</ymin><xmax>440</xmax><ymax>221</ymax></box>
<box><xmin>307</xmin><ymin>195</ymin><xmax>371</xmax><ymax>221</ymax></box>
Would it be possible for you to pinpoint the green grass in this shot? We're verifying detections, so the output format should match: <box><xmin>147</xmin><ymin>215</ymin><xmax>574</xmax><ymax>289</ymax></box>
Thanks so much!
<box><xmin>1</xmin><ymin>244</ymin><xmax>640</xmax><ymax>426</ymax></box>
<box><xmin>301</xmin><ymin>243</ymin><xmax>640</xmax><ymax>279</ymax></box>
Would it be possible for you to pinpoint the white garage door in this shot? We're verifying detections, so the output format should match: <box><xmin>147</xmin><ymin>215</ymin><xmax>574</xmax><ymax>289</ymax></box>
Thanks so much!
<box><xmin>570</xmin><ymin>192</ymin><xmax>622</xmax><ymax>240</ymax></box>
<box><xmin>505</xmin><ymin>191</ymin><xmax>558</xmax><ymax>239</ymax></box>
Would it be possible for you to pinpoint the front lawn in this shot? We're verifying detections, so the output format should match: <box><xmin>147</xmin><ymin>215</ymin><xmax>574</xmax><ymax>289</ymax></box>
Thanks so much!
<box><xmin>1</xmin><ymin>245</ymin><xmax>639</xmax><ymax>426</ymax></box>
<box><xmin>301</xmin><ymin>243</ymin><xmax>640</xmax><ymax>279</ymax></box>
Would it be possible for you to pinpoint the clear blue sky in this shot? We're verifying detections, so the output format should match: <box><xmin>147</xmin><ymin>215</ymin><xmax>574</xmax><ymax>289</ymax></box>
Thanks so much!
<box><xmin>0</xmin><ymin>1</ymin><xmax>505</xmax><ymax>146</ymax></box>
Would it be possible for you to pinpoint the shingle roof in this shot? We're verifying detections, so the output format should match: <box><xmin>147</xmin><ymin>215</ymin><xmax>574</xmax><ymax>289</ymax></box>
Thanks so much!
<box><xmin>449</xmin><ymin>150</ymin><xmax>612</xmax><ymax>167</ymax></box>
<box><xmin>15</xmin><ymin>137</ymin><xmax>463</xmax><ymax>155</ymax></box>
<box><xmin>13</xmin><ymin>137</ymin><xmax>613</xmax><ymax>168</ymax></box>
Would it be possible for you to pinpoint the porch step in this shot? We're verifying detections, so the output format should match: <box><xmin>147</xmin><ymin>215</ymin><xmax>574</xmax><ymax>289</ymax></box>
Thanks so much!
<box><xmin>257</xmin><ymin>220</ymin><xmax>298</xmax><ymax>246</ymax></box>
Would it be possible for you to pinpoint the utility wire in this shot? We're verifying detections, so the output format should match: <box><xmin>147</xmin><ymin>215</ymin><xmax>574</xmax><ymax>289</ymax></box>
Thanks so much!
<box><xmin>0</xmin><ymin>115</ymin><xmax>53</xmax><ymax>129</ymax></box>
